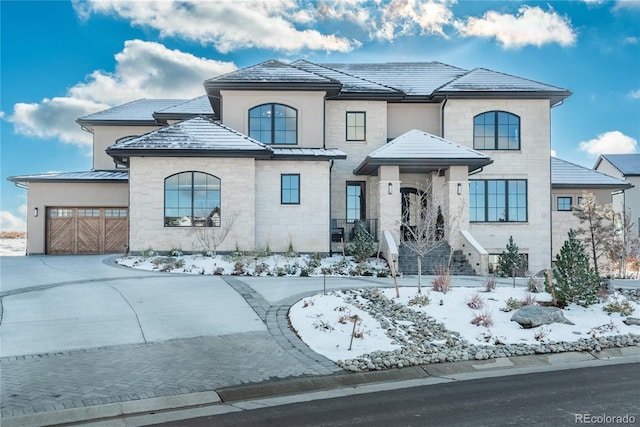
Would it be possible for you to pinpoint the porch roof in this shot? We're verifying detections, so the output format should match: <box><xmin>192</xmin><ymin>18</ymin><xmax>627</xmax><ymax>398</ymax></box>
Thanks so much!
<box><xmin>353</xmin><ymin>130</ymin><xmax>493</xmax><ymax>175</ymax></box>
<box><xmin>552</xmin><ymin>157</ymin><xmax>633</xmax><ymax>189</ymax></box>
<box><xmin>7</xmin><ymin>170</ymin><xmax>129</xmax><ymax>187</ymax></box>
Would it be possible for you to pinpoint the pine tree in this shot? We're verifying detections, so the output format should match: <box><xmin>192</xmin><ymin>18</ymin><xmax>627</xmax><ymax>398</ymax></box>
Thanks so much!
<box><xmin>349</xmin><ymin>222</ymin><xmax>374</xmax><ymax>262</ymax></box>
<box><xmin>497</xmin><ymin>236</ymin><xmax>521</xmax><ymax>283</ymax></box>
<box><xmin>546</xmin><ymin>229</ymin><xmax>601</xmax><ymax>307</ymax></box>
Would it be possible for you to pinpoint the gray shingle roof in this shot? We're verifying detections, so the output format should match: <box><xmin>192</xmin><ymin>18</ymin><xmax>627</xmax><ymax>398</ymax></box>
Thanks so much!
<box><xmin>321</xmin><ymin>62</ymin><xmax>467</xmax><ymax>96</ymax></box>
<box><xmin>271</xmin><ymin>147</ymin><xmax>346</xmax><ymax>160</ymax></box>
<box><xmin>107</xmin><ymin>116</ymin><xmax>271</xmax><ymax>158</ymax></box>
<box><xmin>8</xmin><ymin>170</ymin><xmax>128</xmax><ymax>184</ymax></box>
<box><xmin>552</xmin><ymin>157</ymin><xmax>632</xmax><ymax>188</ymax></box>
<box><xmin>290</xmin><ymin>60</ymin><xmax>401</xmax><ymax>96</ymax></box>
<box><xmin>77</xmin><ymin>99</ymin><xmax>186</xmax><ymax>125</ymax></box>
<box><xmin>354</xmin><ymin>129</ymin><xmax>493</xmax><ymax>175</ymax></box>
<box><xmin>205</xmin><ymin>60</ymin><xmax>337</xmax><ymax>85</ymax></box>
<box><xmin>154</xmin><ymin>96</ymin><xmax>214</xmax><ymax>118</ymax></box>
<box><xmin>595</xmin><ymin>154</ymin><xmax>640</xmax><ymax>177</ymax></box>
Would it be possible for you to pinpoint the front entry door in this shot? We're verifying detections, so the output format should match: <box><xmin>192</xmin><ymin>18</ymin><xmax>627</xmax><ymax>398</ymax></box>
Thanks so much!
<box><xmin>400</xmin><ymin>188</ymin><xmax>424</xmax><ymax>240</ymax></box>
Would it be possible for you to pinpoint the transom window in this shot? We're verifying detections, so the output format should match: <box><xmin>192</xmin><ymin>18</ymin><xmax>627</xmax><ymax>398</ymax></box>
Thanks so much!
<box><xmin>470</xmin><ymin>179</ymin><xmax>527</xmax><ymax>222</ymax></box>
<box><xmin>474</xmin><ymin>111</ymin><xmax>520</xmax><ymax>150</ymax></box>
<box><xmin>249</xmin><ymin>103</ymin><xmax>297</xmax><ymax>145</ymax></box>
<box><xmin>281</xmin><ymin>174</ymin><xmax>300</xmax><ymax>204</ymax></box>
<box><xmin>557</xmin><ymin>197</ymin><xmax>572</xmax><ymax>211</ymax></box>
<box><xmin>346</xmin><ymin>112</ymin><xmax>366</xmax><ymax>141</ymax></box>
<box><xmin>165</xmin><ymin>171</ymin><xmax>221</xmax><ymax>227</ymax></box>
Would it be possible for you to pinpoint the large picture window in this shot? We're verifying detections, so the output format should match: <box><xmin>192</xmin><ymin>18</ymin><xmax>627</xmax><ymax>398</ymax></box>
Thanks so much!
<box><xmin>470</xmin><ymin>179</ymin><xmax>527</xmax><ymax>222</ymax></box>
<box><xmin>249</xmin><ymin>103</ymin><xmax>297</xmax><ymax>145</ymax></box>
<box><xmin>165</xmin><ymin>171</ymin><xmax>221</xmax><ymax>227</ymax></box>
<box><xmin>346</xmin><ymin>112</ymin><xmax>366</xmax><ymax>141</ymax></box>
<box><xmin>473</xmin><ymin>111</ymin><xmax>520</xmax><ymax>150</ymax></box>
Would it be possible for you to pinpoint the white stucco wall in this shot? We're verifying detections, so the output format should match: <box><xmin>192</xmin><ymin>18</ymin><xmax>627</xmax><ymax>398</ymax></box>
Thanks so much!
<box><xmin>25</xmin><ymin>181</ymin><xmax>128</xmax><ymax>254</ymax></box>
<box><xmin>387</xmin><ymin>103</ymin><xmax>441</xmax><ymax>138</ymax></box>
<box><xmin>128</xmin><ymin>157</ymin><xmax>256</xmax><ymax>253</ymax></box>
<box><xmin>445</xmin><ymin>98</ymin><xmax>552</xmax><ymax>272</ymax></box>
<box><xmin>91</xmin><ymin>125</ymin><xmax>162</xmax><ymax>170</ymax></box>
<box><xmin>255</xmin><ymin>160</ymin><xmax>330</xmax><ymax>253</ymax></box>
<box><xmin>219</xmin><ymin>90</ymin><xmax>325</xmax><ymax>148</ymax></box>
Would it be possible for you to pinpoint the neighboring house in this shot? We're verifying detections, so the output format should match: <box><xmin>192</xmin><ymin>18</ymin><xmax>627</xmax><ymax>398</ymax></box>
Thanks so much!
<box><xmin>550</xmin><ymin>157</ymin><xmax>632</xmax><ymax>261</ymax></box>
<box><xmin>11</xmin><ymin>59</ymin><xmax>626</xmax><ymax>275</ymax></box>
<box><xmin>593</xmin><ymin>154</ymin><xmax>640</xmax><ymax>240</ymax></box>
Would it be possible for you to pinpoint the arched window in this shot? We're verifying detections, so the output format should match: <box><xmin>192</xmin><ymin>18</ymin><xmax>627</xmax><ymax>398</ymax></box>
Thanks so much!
<box><xmin>473</xmin><ymin>111</ymin><xmax>520</xmax><ymax>150</ymax></box>
<box><xmin>164</xmin><ymin>171</ymin><xmax>221</xmax><ymax>227</ymax></box>
<box><xmin>249</xmin><ymin>103</ymin><xmax>297</xmax><ymax>145</ymax></box>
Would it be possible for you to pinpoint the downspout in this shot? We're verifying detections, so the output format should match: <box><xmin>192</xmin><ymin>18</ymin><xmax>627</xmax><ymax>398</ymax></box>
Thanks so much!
<box><xmin>329</xmin><ymin>159</ymin><xmax>334</xmax><ymax>256</ymax></box>
<box><xmin>440</xmin><ymin>96</ymin><xmax>448</xmax><ymax>138</ymax></box>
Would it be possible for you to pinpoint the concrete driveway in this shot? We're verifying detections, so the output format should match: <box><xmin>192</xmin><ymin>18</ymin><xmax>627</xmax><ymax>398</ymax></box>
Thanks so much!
<box><xmin>0</xmin><ymin>255</ymin><xmax>265</xmax><ymax>357</ymax></box>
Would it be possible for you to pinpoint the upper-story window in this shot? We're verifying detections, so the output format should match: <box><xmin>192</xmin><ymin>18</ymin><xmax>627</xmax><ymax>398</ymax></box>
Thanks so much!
<box><xmin>473</xmin><ymin>111</ymin><xmax>520</xmax><ymax>150</ymax></box>
<box><xmin>165</xmin><ymin>171</ymin><xmax>221</xmax><ymax>227</ymax></box>
<box><xmin>249</xmin><ymin>103</ymin><xmax>297</xmax><ymax>145</ymax></box>
<box><xmin>346</xmin><ymin>112</ymin><xmax>366</xmax><ymax>141</ymax></box>
<box><xmin>557</xmin><ymin>196</ymin><xmax>572</xmax><ymax>211</ymax></box>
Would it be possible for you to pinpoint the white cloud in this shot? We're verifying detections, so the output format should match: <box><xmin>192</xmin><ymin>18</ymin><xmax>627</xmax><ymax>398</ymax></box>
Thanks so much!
<box><xmin>614</xmin><ymin>0</ymin><xmax>640</xmax><ymax>10</ymax></box>
<box><xmin>578</xmin><ymin>131</ymin><xmax>639</xmax><ymax>157</ymax></box>
<box><xmin>454</xmin><ymin>5</ymin><xmax>576</xmax><ymax>49</ymax></box>
<box><xmin>0</xmin><ymin>209</ymin><xmax>27</xmax><ymax>233</ymax></box>
<box><xmin>630</xmin><ymin>89</ymin><xmax>640</xmax><ymax>99</ymax></box>
<box><xmin>316</xmin><ymin>0</ymin><xmax>455</xmax><ymax>41</ymax></box>
<box><xmin>73</xmin><ymin>0</ymin><xmax>355</xmax><ymax>53</ymax></box>
<box><xmin>5</xmin><ymin>40</ymin><xmax>236</xmax><ymax>147</ymax></box>
<box><xmin>625</xmin><ymin>36</ymin><xmax>638</xmax><ymax>44</ymax></box>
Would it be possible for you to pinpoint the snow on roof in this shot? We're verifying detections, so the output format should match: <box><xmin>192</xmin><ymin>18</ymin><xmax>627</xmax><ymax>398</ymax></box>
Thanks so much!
<box><xmin>154</xmin><ymin>96</ymin><xmax>214</xmax><ymax>116</ymax></box>
<box><xmin>320</xmin><ymin>62</ymin><xmax>468</xmax><ymax>96</ymax></box>
<box><xmin>596</xmin><ymin>154</ymin><xmax>640</xmax><ymax>176</ymax></box>
<box><xmin>78</xmin><ymin>99</ymin><xmax>186</xmax><ymax>123</ymax></box>
<box><xmin>108</xmin><ymin>116</ymin><xmax>270</xmax><ymax>155</ymax></box>
<box><xmin>205</xmin><ymin>60</ymin><xmax>337</xmax><ymax>85</ymax></box>
<box><xmin>552</xmin><ymin>157</ymin><xmax>632</xmax><ymax>188</ymax></box>
<box><xmin>437</xmin><ymin>68</ymin><xmax>569</xmax><ymax>93</ymax></box>
<box><xmin>290</xmin><ymin>60</ymin><xmax>401</xmax><ymax>95</ymax></box>
<box><xmin>271</xmin><ymin>147</ymin><xmax>346</xmax><ymax>160</ymax></box>
<box><xmin>354</xmin><ymin>129</ymin><xmax>492</xmax><ymax>175</ymax></box>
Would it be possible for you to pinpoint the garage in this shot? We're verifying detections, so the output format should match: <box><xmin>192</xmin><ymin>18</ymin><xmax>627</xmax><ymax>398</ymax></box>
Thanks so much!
<box><xmin>47</xmin><ymin>207</ymin><xmax>128</xmax><ymax>254</ymax></box>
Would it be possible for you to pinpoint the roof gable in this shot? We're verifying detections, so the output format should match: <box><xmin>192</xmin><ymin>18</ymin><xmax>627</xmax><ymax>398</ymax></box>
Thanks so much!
<box><xmin>205</xmin><ymin>59</ymin><xmax>338</xmax><ymax>86</ymax></box>
<box><xmin>595</xmin><ymin>154</ymin><xmax>640</xmax><ymax>176</ymax></box>
<box><xmin>552</xmin><ymin>157</ymin><xmax>632</xmax><ymax>188</ymax></box>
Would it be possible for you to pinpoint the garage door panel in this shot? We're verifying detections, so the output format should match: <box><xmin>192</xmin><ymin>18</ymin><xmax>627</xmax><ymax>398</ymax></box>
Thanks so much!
<box><xmin>105</xmin><ymin>217</ymin><xmax>128</xmax><ymax>253</ymax></box>
<box><xmin>47</xmin><ymin>207</ymin><xmax>128</xmax><ymax>255</ymax></box>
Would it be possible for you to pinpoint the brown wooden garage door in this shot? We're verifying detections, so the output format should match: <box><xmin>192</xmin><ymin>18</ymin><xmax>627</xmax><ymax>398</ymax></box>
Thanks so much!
<box><xmin>47</xmin><ymin>208</ymin><xmax>128</xmax><ymax>254</ymax></box>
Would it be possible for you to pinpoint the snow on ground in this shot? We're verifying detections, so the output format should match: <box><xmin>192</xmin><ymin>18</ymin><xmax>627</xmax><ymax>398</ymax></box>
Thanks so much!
<box><xmin>0</xmin><ymin>238</ymin><xmax>26</xmax><ymax>256</ymax></box>
<box><xmin>289</xmin><ymin>286</ymin><xmax>639</xmax><ymax>362</ymax></box>
<box><xmin>116</xmin><ymin>253</ymin><xmax>389</xmax><ymax>277</ymax></box>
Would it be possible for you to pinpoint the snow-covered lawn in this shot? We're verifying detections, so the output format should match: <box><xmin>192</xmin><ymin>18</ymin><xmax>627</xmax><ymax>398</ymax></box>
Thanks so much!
<box><xmin>0</xmin><ymin>237</ymin><xmax>26</xmax><ymax>256</ymax></box>
<box><xmin>289</xmin><ymin>286</ymin><xmax>640</xmax><ymax>363</ymax></box>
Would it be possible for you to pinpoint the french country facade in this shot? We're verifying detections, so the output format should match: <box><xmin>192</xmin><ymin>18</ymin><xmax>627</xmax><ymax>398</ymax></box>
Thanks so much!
<box><xmin>9</xmin><ymin>60</ymin><xmax>633</xmax><ymax>275</ymax></box>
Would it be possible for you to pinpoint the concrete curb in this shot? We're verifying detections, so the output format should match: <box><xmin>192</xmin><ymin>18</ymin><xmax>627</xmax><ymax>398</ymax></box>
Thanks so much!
<box><xmin>3</xmin><ymin>347</ymin><xmax>637</xmax><ymax>427</ymax></box>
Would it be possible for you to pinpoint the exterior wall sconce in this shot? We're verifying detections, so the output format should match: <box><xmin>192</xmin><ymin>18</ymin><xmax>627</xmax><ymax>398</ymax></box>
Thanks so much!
<box><xmin>388</xmin><ymin>182</ymin><xmax>393</xmax><ymax>195</ymax></box>
<box><xmin>457</xmin><ymin>183</ymin><xmax>462</xmax><ymax>195</ymax></box>
<box><xmin>33</xmin><ymin>207</ymin><xmax>39</xmax><ymax>217</ymax></box>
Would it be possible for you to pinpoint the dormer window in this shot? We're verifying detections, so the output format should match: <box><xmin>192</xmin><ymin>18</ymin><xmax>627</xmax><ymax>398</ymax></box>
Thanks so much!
<box><xmin>249</xmin><ymin>103</ymin><xmax>297</xmax><ymax>145</ymax></box>
<box><xmin>473</xmin><ymin>111</ymin><xmax>520</xmax><ymax>150</ymax></box>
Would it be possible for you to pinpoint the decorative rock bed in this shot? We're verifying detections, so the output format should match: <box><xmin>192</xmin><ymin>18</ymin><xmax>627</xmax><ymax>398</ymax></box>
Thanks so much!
<box><xmin>333</xmin><ymin>288</ymin><xmax>640</xmax><ymax>372</ymax></box>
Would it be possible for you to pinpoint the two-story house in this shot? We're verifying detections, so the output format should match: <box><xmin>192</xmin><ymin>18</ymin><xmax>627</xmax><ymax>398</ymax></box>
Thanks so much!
<box><xmin>13</xmin><ymin>59</ymin><xmax>627</xmax><ymax>276</ymax></box>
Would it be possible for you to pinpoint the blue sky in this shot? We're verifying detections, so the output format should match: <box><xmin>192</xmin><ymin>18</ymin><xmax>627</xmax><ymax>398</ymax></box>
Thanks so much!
<box><xmin>1</xmin><ymin>0</ymin><xmax>639</xmax><ymax>231</ymax></box>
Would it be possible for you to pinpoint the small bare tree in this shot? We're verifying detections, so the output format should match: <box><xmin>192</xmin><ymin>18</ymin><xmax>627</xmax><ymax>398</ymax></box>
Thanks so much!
<box><xmin>399</xmin><ymin>179</ymin><xmax>464</xmax><ymax>293</ymax></box>
<box><xmin>607</xmin><ymin>208</ymin><xmax>640</xmax><ymax>278</ymax></box>
<box><xmin>573</xmin><ymin>193</ymin><xmax>616</xmax><ymax>277</ymax></box>
<box><xmin>193</xmin><ymin>211</ymin><xmax>237</xmax><ymax>256</ymax></box>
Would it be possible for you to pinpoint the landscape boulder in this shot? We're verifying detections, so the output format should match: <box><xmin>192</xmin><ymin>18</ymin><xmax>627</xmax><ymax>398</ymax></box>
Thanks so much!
<box><xmin>623</xmin><ymin>317</ymin><xmax>640</xmax><ymax>326</ymax></box>
<box><xmin>511</xmin><ymin>306</ymin><xmax>574</xmax><ymax>329</ymax></box>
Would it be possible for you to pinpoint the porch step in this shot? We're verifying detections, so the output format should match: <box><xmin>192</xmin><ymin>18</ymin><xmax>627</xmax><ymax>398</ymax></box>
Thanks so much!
<box><xmin>398</xmin><ymin>244</ymin><xmax>476</xmax><ymax>276</ymax></box>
